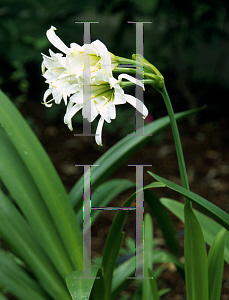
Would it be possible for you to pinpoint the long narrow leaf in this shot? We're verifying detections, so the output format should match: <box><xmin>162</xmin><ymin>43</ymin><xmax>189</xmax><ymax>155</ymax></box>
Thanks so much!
<box><xmin>0</xmin><ymin>294</ymin><xmax>8</xmax><ymax>300</ymax></box>
<box><xmin>144</xmin><ymin>189</ymin><xmax>179</xmax><ymax>255</ymax></box>
<box><xmin>111</xmin><ymin>250</ymin><xmax>174</xmax><ymax>300</ymax></box>
<box><xmin>70</xmin><ymin>107</ymin><xmax>203</xmax><ymax>212</ymax></box>
<box><xmin>89</xmin><ymin>268</ymin><xmax>106</xmax><ymax>300</ymax></box>
<box><xmin>77</xmin><ymin>179</ymin><xmax>135</xmax><ymax>230</ymax></box>
<box><xmin>208</xmin><ymin>228</ymin><xmax>227</xmax><ymax>300</ymax></box>
<box><xmin>153</xmin><ymin>250</ymin><xmax>184</xmax><ymax>270</ymax></box>
<box><xmin>111</xmin><ymin>253</ymin><xmax>142</xmax><ymax>300</ymax></box>
<box><xmin>184</xmin><ymin>203</ymin><xmax>208</xmax><ymax>300</ymax></box>
<box><xmin>0</xmin><ymin>128</ymin><xmax>73</xmax><ymax>278</ymax></box>
<box><xmin>66</xmin><ymin>267</ymin><xmax>99</xmax><ymax>300</ymax></box>
<box><xmin>0</xmin><ymin>89</ymin><xmax>83</xmax><ymax>270</ymax></box>
<box><xmin>102</xmin><ymin>193</ymin><xmax>136</xmax><ymax>300</ymax></box>
<box><xmin>160</xmin><ymin>198</ymin><xmax>229</xmax><ymax>264</ymax></box>
<box><xmin>0</xmin><ymin>190</ymin><xmax>71</xmax><ymax>300</ymax></box>
<box><xmin>101</xmin><ymin>182</ymin><xmax>164</xmax><ymax>300</ymax></box>
<box><xmin>0</xmin><ymin>251</ymin><xmax>51</xmax><ymax>300</ymax></box>
<box><xmin>148</xmin><ymin>172</ymin><xmax>229</xmax><ymax>231</ymax></box>
<box><xmin>142</xmin><ymin>213</ymin><xmax>159</xmax><ymax>300</ymax></box>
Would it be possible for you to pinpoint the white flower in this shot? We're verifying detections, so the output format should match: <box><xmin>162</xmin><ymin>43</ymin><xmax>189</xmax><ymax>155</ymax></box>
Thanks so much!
<box><xmin>41</xmin><ymin>26</ymin><xmax>118</xmax><ymax>107</ymax></box>
<box><xmin>64</xmin><ymin>72</ymin><xmax>148</xmax><ymax>146</ymax></box>
<box><xmin>41</xmin><ymin>26</ymin><xmax>148</xmax><ymax>146</ymax></box>
<box><xmin>41</xmin><ymin>48</ymin><xmax>78</xmax><ymax>107</ymax></box>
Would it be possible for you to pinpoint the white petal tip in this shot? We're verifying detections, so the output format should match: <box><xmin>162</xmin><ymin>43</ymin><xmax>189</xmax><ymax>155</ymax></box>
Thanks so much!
<box><xmin>41</xmin><ymin>101</ymin><xmax>52</xmax><ymax>108</ymax></box>
<box><xmin>67</xmin><ymin>124</ymin><xmax>73</xmax><ymax>131</ymax></box>
<box><xmin>95</xmin><ymin>117</ymin><xmax>104</xmax><ymax>146</ymax></box>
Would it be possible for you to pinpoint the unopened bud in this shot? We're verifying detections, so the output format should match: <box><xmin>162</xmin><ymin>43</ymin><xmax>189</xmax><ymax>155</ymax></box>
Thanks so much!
<box><xmin>132</xmin><ymin>54</ymin><xmax>164</xmax><ymax>92</ymax></box>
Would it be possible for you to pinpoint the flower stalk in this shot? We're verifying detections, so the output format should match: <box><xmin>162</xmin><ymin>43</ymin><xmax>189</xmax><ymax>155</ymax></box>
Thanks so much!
<box><xmin>160</xmin><ymin>86</ymin><xmax>190</xmax><ymax>205</ymax></box>
<box><xmin>114</xmin><ymin>53</ymin><xmax>190</xmax><ymax>204</ymax></box>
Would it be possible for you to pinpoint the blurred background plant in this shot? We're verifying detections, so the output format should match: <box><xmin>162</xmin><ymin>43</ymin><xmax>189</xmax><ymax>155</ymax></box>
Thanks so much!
<box><xmin>1</xmin><ymin>0</ymin><xmax>229</xmax><ymax>138</ymax></box>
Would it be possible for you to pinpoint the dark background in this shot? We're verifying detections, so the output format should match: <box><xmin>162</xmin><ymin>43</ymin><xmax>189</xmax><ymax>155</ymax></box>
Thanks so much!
<box><xmin>1</xmin><ymin>0</ymin><xmax>229</xmax><ymax>127</ymax></box>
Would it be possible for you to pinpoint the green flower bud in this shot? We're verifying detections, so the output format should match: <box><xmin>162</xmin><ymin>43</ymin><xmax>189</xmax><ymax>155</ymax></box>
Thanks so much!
<box><xmin>132</xmin><ymin>54</ymin><xmax>164</xmax><ymax>93</ymax></box>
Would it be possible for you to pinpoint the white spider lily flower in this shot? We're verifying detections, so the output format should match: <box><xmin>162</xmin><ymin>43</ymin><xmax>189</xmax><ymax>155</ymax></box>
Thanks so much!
<box><xmin>45</xmin><ymin>26</ymin><xmax>116</xmax><ymax>77</ymax></box>
<box><xmin>41</xmin><ymin>26</ymin><xmax>117</xmax><ymax>107</ymax></box>
<box><xmin>65</xmin><ymin>39</ymin><xmax>115</xmax><ymax>79</ymax></box>
<box><xmin>41</xmin><ymin>49</ymin><xmax>77</xmax><ymax>106</ymax></box>
<box><xmin>64</xmin><ymin>72</ymin><xmax>148</xmax><ymax>146</ymax></box>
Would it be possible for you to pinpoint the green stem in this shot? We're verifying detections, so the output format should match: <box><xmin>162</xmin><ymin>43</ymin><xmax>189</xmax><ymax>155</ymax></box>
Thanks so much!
<box><xmin>113</xmin><ymin>67</ymin><xmax>157</xmax><ymax>80</ymax></box>
<box><xmin>160</xmin><ymin>86</ymin><xmax>190</xmax><ymax>205</ymax></box>
<box><xmin>113</xmin><ymin>67</ymin><xmax>136</xmax><ymax>74</ymax></box>
<box><xmin>121</xmin><ymin>79</ymin><xmax>155</xmax><ymax>88</ymax></box>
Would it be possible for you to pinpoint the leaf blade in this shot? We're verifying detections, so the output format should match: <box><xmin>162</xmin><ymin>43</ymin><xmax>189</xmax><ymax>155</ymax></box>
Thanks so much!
<box><xmin>208</xmin><ymin>228</ymin><xmax>227</xmax><ymax>300</ymax></box>
<box><xmin>0</xmin><ymin>89</ymin><xmax>83</xmax><ymax>270</ymax></box>
<box><xmin>70</xmin><ymin>107</ymin><xmax>203</xmax><ymax>212</ymax></box>
<box><xmin>184</xmin><ymin>203</ymin><xmax>208</xmax><ymax>300</ymax></box>
<box><xmin>148</xmin><ymin>172</ymin><xmax>229</xmax><ymax>231</ymax></box>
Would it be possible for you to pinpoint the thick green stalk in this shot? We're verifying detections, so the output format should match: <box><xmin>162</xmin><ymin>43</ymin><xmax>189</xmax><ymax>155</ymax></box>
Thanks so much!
<box><xmin>160</xmin><ymin>86</ymin><xmax>190</xmax><ymax>205</ymax></box>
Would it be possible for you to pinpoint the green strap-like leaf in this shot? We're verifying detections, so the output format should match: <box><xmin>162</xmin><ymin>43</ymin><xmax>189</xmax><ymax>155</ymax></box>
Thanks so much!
<box><xmin>153</xmin><ymin>250</ymin><xmax>184</xmax><ymax>271</ymax></box>
<box><xmin>0</xmin><ymin>190</ymin><xmax>71</xmax><ymax>300</ymax></box>
<box><xmin>89</xmin><ymin>268</ymin><xmax>105</xmax><ymax>300</ymax></box>
<box><xmin>148</xmin><ymin>172</ymin><xmax>229</xmax><ymax>231</ymax></box>
<box><xmin>0</xmin><ymin>293</ymin><xmax>8</xmax><ymax>300</ymax></box>
<box><xmin>144</xmin><ymin>189</ymin><xmax>179</xmax><ymax>255</ymax></box>
<box><xmin>0</xmin><ymin>251</ymin><xmax>51</xmax><ymax>300</ymax></box>
<box><xmin>0</xmin><ymin>128</ymin><xmax>73</xmax><ymax>278</ymax></box>
<box><xmin>184</xmin><ymin>203</ymin><xmax>208</xmax><ymax>300</ymax></box>
<box><xmin>111</xmin><ymin>253</ymin><xmax>142</xmax><ymax>300</ymax></box>
<box><xmin>70</xmin><ymin>107</ymin><xmax>203</xmax><ymax>212</ymax></box>
<box><xmin>103</xmin><ymin>184</ymin><xmax>163</xmax><ymax>300</ymax></box>
<box><xmin>66</xmin><ymin>267</ymin><xmax>100</xmax><ymax>300</ymax></box>
<box><xmin>102</xmin><ymin>193</ymin><xmax>136</xmax><ymax>300</ymax></box>
<box><xmin>208</xmin><ymin>228</ymin><xmax>227</xmax><ymax>300</ymax></box>
<box><xmin>77</xmin><ymin>179</ymin><xmax>135</xmax><ymax>230</ymax></box>
<box><xmin>142</xmin><ymin>213</ymin><xmax>159</xmax><ymax>300</ymax></box>
<box><xmin>160</xmin><ymin>197</ymin><xmax>229</xmax><ymax>264</ymax></box>
<box><xmin>0</xmin><ymin>89</ymin><xmax>83</xmax><ymax>270</ymax></box>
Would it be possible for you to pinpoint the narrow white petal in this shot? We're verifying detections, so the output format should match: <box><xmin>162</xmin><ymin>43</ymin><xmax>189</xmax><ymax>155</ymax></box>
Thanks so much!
<box><xmin>110</xmin><ymin>104</ymin><xmax>116</xmax><ymax>119</ymax></box>
<box><xmin>83</xmin><ymin>100</ymin><xmax>99</xmax><ymax>122</ymax></box>
<box><xmin>118</xmin><ymin>73</ymin><xmax>144</xmax><ymax>90</ymax></box>
<box><xmin>92</xmin><ymin>40</ymin><xmax>113</xmax><ymax>77</ymax></box>
<box><xmin>99</xmin><ymin>106</ymin><xmax>111</xmax><ymax>123</ymax></box>
<box><xmin>47</xmin><ymin>26</ymin><xmax>70</xmax><ymax>55</ymax></box>
<box><xmin>113</xmin><ymin>86</ymin><xmax>127</xmax><ymax>105</ymax></box>
<box><xmin>70</xmin><ymin>88</ymin><xmax>84</xmax><ymax>104</ymax></box>
<box><xmin>64</xmin><ymin>103</ymin><xmax>83</xmax><ymax>131</ymax></box>
<box><xmin>95</xmin><ymin>117</ymin><xmax>104</xmax><ymax>146</ymax></box>
<box><xmin>124</xmin><ymin>95</ymin><xmax>148</xmax><ymax>118</ymax></box>
<box><xmin>43</xmin><ymin>89</ymin><xmax>53</xmax><ymax>107</ymax></box>
<box><xmin>53</xmin><ymin>92</ymin><xmax>62</xmax><ymax>104</ymax></box>
<box><xmin>70</xmin><ymin>42</ymin><xmax>83</xmax><ymax>52</ymax></box>
<box><xmin>41</xmin><ymin>61</ymin><xmax>46</xmax><ymax>74</ymax></box>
